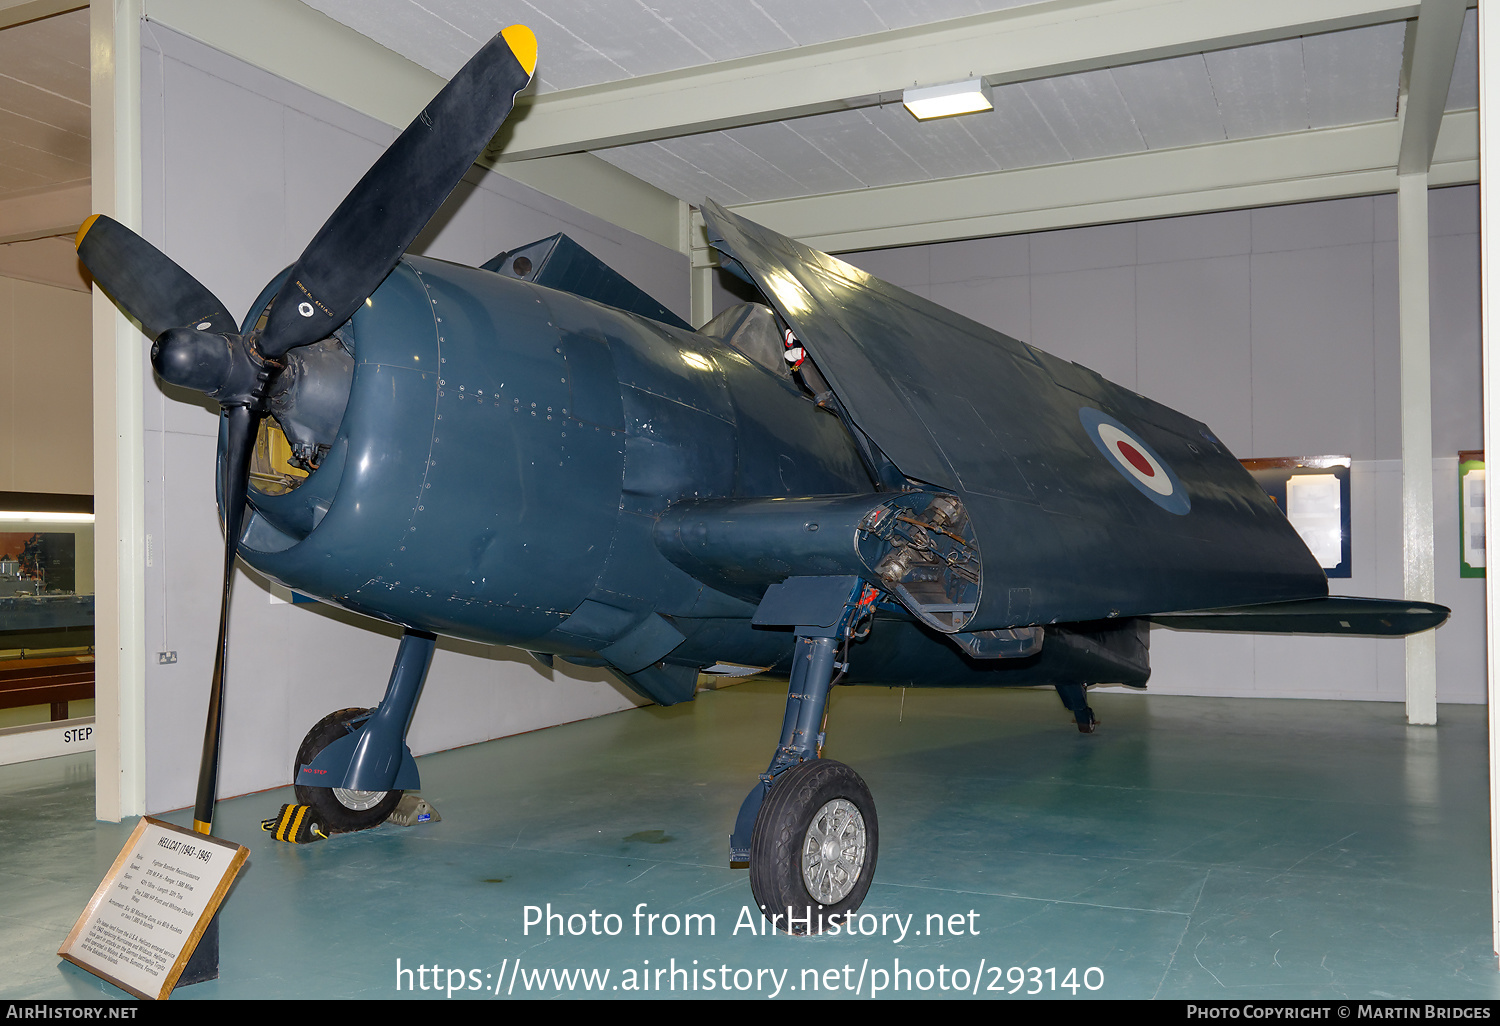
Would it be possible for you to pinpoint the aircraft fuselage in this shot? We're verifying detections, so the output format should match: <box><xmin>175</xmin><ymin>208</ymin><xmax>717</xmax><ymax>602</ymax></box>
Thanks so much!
<box><xmin>236</xmin><ymin>255</ymin><xmax>1148</xmax><ymax>693</ymax></box>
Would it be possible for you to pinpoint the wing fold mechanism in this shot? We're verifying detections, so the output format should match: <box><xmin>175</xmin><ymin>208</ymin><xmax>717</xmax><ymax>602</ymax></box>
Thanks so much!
<box><xmin>654</xmin><ymin>492</ymin><xmax>981</xmax><ymax>634</ymax></box>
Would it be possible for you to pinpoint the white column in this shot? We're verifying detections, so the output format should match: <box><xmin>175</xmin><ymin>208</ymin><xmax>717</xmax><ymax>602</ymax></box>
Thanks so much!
<box><xmin>90</xmin><ymin>0</ymin><xmax>146</xmax><ymax>821</ymax></box>
<box><xmin>1477</xmin><ymin>0</ymin><xmax>1500</xmax><ymax>968</ymax></box>
<box><xmin>1398</xmin><ymin>172</ymin><xmax>1439</xmax><ymax>726</ymax></box>
<box><xmin>682</xmin><ymin>203</ymin><xmax>714</xmax><ymax>329</ymax></box>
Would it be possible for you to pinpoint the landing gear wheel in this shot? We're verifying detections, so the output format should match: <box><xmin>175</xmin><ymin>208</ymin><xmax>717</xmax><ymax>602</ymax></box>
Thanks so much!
<box><xmin>749</xmin><ymin>759</ymin><xmax>878</xmax><ymax>934</ymax></box>
<box><xmin>293</xmin><ymin>707</ymin><xmax>403</xmax><ymax>834</ymax></box>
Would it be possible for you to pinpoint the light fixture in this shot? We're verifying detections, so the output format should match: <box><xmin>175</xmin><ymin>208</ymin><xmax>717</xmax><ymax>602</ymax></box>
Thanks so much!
<box><xmin>902</xmin><ymin>78</ymin><xmax>994</xmax><ymax>120</ymax></box>
<box><xmin>0</xmin><ymin>511</ymin><xmax>95</xmax><ymax>523</ymax></box>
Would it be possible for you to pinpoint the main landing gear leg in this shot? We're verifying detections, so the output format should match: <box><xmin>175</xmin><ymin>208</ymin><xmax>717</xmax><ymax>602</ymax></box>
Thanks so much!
<box><xmin>730</xmin><ymin>576</ymin><xmax>879</xmax><ymax>934</ymax></box>
<box><xmin>295</xmin><ymin>629</ymin><xmax>437</xmax><ymax>832</ymax></box>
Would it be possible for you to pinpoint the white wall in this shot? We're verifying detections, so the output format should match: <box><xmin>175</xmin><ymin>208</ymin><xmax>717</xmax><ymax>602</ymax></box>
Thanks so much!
<box><xmin>136</xmin><ymin>24</ymin><xmax>688</xmax><ymax>813</ymax></box>
<box><xmin>0</xmin><ymin>275</ymin><xmax>92</xmax><ymax>495</ymax></box>
<box><xmin>843</xmin><ymin>188</ymin><xmax>1484</xmax><ymax>704</ymax></box>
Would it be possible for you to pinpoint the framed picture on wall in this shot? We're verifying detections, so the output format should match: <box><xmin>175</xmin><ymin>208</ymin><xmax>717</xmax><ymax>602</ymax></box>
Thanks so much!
<box><xmin>1459</xmin><ymin>450</ymin><xmax>1484</xmax><ymax>578</ymax></box>
<box><xmin>1241</xmin><ymin>456</ymin><xmax>1352</xmax><ymax>579</ymax></box>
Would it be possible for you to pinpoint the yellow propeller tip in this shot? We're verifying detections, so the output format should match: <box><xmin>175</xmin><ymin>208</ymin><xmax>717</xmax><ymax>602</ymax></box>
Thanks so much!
<box><xmin>502</xmin><ymin>24</ymin><xmax>537</xmax><ymax>77</ymax></box>
<box><xmin>75</xmin><ymin>214</ymin><xmax>100</xmax><ymax>252</ymax></box>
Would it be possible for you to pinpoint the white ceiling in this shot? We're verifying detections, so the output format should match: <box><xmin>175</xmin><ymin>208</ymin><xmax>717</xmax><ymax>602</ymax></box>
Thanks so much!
<box><xmin>0</xmin><ymin>0</ymin><xmax>1480</xmax><ymax>281</ymax></box>
<box><xmin>0</xmin><ymin>6</ymin><xmax>88</xmax><ymax>290</ymax></box>
<box><xmin>300</xmin><ymin>0</ymin><xmax>1478</xmax><ymax>208</ymax></box>
<box><xmin>306</xmin><ymin>0</ymin><xmax>1063</xmax><ymax>90</ymax></box>
<box><xmin>0</xmin><ymin>8</ymin><xmax>86</xmax><ymax>203</ymax></box>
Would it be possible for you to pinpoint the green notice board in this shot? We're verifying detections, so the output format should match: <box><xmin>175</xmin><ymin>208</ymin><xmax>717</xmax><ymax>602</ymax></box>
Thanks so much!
<box><xmin>1459</xmin><ymin>450</ymin><xmax>1484</xmax><ymax>578</ymax></box>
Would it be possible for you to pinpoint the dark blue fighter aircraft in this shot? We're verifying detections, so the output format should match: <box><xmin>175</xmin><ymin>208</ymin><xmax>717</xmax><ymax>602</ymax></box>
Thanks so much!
<box><xmin>75</xmin><ymin>25</ymin><xmax>1447</xmax><ymax>932</ymax></box>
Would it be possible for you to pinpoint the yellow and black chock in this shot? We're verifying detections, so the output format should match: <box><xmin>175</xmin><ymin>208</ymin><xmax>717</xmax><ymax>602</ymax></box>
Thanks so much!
<box><xmin>261</xmin><ymin>804</ymin><xmax>328</xmax><ymax>844</ymax></box>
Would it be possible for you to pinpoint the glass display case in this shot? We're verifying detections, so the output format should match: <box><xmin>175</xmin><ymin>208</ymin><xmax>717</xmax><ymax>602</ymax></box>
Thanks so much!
<box><xmin>0</xmin><ymin>493</ymin><xmax>94</xmax><ymax>733</ymax></box>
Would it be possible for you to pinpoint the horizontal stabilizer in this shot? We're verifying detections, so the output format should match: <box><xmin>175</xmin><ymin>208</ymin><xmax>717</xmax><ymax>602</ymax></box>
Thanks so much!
<box><xmin>1151</xmin><ymin>596</ymin><xmax>1449</xmax><ymax>637</ymax></box>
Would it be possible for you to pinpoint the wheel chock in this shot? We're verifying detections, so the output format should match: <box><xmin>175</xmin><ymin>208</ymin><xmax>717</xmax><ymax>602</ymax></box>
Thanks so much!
<box><xmin>261</xmin><ymin>804</ymin><xmax>327</xmax><ymax>844</ymax></box>
<box><xmin>386</xmin><ymin>794</ymin><xmax>440</xmax><ymax>827</ymax></box>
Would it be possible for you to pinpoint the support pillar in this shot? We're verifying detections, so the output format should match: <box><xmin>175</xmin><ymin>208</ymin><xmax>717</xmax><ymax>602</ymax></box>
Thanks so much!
<box><xmin>682</xmin><ymin>201</ymin><xmax>714</xmax><ymax>328</ymax></box>
<box><xmin>1397</xmin><ymin>172</ymin><xmax>1438</xmax><ymax>726</ymax></box>
<box><xmin>91</xmin><ymin>0</ymin><xmax>146</xmax><ymax>821</ymax></box>
<box><xmin>1475</xmin><ymin>0</ymin><xmax>1500</xmax><ymax>969</ymax></box>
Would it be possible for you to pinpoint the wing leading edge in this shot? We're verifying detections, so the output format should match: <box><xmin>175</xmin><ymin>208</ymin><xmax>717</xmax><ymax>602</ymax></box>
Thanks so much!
<box><xmin>700</xmin><ymin>199</ymin><xmax>1329</xmax><ymax>631</ymax></box>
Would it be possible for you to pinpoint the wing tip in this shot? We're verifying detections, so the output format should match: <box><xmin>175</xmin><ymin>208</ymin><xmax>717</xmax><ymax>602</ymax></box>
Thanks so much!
<box><xmin>502</xmin><ymin>25</ymin><xmax>537</xmax><ymax>77</ymax></box>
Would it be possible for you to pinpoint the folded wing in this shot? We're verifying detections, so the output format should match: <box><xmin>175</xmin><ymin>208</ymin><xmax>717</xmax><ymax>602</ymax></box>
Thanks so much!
<box><xmin>701</xmin><ymin>199</ymin><xmax>1329</xmax><ymax>632</ymax></box>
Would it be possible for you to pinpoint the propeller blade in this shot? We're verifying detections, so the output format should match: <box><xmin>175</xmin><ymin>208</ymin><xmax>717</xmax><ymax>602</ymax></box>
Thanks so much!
<box><xmin>259</xmin><ymin>25</ymin><xmax>537</xmax><ymax>359</ymax></box>
<box><xmin>192</xmin><ymin>403</ymin><xmax>261</xmax><ymax>834</ymax></box>
<box><xmin>74</xmin><ymin>215</ymin><xmax>238</xmax><ymax>340</ymax></box>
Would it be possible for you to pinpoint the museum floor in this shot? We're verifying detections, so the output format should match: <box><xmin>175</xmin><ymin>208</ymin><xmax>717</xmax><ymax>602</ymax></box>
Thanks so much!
<box><xmin>2</xmin><ymin>682</ymin><xmax>1497</xmax><ymax>1001</ymax></box>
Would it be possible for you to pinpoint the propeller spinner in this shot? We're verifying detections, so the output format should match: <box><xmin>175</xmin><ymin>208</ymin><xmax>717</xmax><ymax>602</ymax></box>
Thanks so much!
<box><xmin>75</xmin><ymin>25</ymin><xmax>538</xmax><ymax>835</ymax></box>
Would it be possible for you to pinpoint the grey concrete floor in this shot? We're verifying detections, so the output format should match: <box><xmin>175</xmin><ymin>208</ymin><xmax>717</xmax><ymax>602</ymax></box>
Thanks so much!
<box><xmin>1</xmin><ymin>682</ymin><xmax>1496</xmax><ymax>1000</ymax></box>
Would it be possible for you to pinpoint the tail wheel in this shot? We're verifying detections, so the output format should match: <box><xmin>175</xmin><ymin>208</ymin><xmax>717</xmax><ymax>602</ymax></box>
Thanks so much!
<box><xmin>293</xmin><ymin>707</ymin><xmax>403</xmax><ymax>833</ymax></box>
<box><xmin>748</xmin><ymin>759</ymin><xmax>878</xmax><ymax>934</ymax></box>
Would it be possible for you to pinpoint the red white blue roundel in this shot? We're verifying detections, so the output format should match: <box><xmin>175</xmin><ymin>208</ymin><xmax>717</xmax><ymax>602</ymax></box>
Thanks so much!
<box><xmin>1078</xmin><ymin>407</ymin><xmax>1190</xmax><ymax>516</ymax></box>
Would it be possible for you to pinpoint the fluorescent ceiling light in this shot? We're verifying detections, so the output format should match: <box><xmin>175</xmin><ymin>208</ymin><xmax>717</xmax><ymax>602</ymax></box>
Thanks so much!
<box><xmin>0</xmin><ymin>512</ymin><xmax>95</xmax><ymax>523</ymax></box>
<box><xmin>903</xmin><ymin>78</ymin><xmax>994</xmax><ymax>120</ymax></box>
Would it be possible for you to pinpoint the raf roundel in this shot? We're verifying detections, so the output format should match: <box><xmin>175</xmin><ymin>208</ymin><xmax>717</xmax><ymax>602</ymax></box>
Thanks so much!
<box><xmin>1077</xmin><ymin>407</ymin><xmax>1190</xmax><ymax>516</ymax></box>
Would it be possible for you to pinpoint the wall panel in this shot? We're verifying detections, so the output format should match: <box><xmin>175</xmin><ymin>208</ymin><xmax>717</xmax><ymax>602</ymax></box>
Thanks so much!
<box><xmin>0</xmin><ymin>276</ymin><xmax>91</xmax><ymax>495</ymax></box>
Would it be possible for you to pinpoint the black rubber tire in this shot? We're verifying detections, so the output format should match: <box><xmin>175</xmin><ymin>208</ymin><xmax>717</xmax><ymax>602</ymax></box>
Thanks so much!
<box><xmin>748</xmin><ymin>759</ymin><xmax>878</xmax><ymax>935</ymax></box>
<box><xmin>293</xmin><ymin>707</ymin><xmax>403</xmax><ymax>834</ymax></box>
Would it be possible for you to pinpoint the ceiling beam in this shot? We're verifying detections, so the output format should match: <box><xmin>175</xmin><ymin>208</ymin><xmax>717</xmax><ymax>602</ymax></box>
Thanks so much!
<box><xmin>142</xmin><ymin>0</ymin><xmax>437</xmax><ymax>133</ymax></box>
<box><xmin>0</xmin><ymin>0</ymin><xmax>82</xmax><ymax>30</ymax></box>
<box><xmin>0</xmin><ymin>182</ymin><xmax>90</xmax><ymax>245</ymax></box>
<box><xmin>0</xmin><ymin>236</ymin><xmax>89</xmax><ymax>291</ymax></box>
<box><xmin>140</xmin><ymin>0</ymin><xmax>683</xmax><ymax>252</ymax></box>
<box><xmin>1398</xmin><ymin>0</ymin><xmax>1469</xmax><ymax>174</ymax></box>
<box><xmin>729</xmin><ymin>110</ymin><xmax>1477</xmax><ymax>253</ymax></box>
<box><xmin>493</xmin><ymin>0</ymin><xmax>1421</xmax><ymax>162</ymax></box>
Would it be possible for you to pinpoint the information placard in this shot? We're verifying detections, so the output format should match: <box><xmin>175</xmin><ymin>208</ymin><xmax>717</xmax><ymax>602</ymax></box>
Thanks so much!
<box><xmin>1241</xmin><ymin>456</ymin><xmax>1352</xmax><ymax>578</ymax></box>
<box><xmin>58</xmin><ymin>817</ymin><xmax>249</xmax><ymax>1000</ymax></box>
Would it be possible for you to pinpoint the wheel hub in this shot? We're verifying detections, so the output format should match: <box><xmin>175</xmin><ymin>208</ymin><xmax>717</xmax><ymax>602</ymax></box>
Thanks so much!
<box><xmin>333</xmin><ymin>787</ymin><xmax>388</xmax><ymax>811</ymax></box>
<box><xmin>801</xmin><ymin>798</ymin><xmax>867</xmax><ymax>905</ymax></box>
